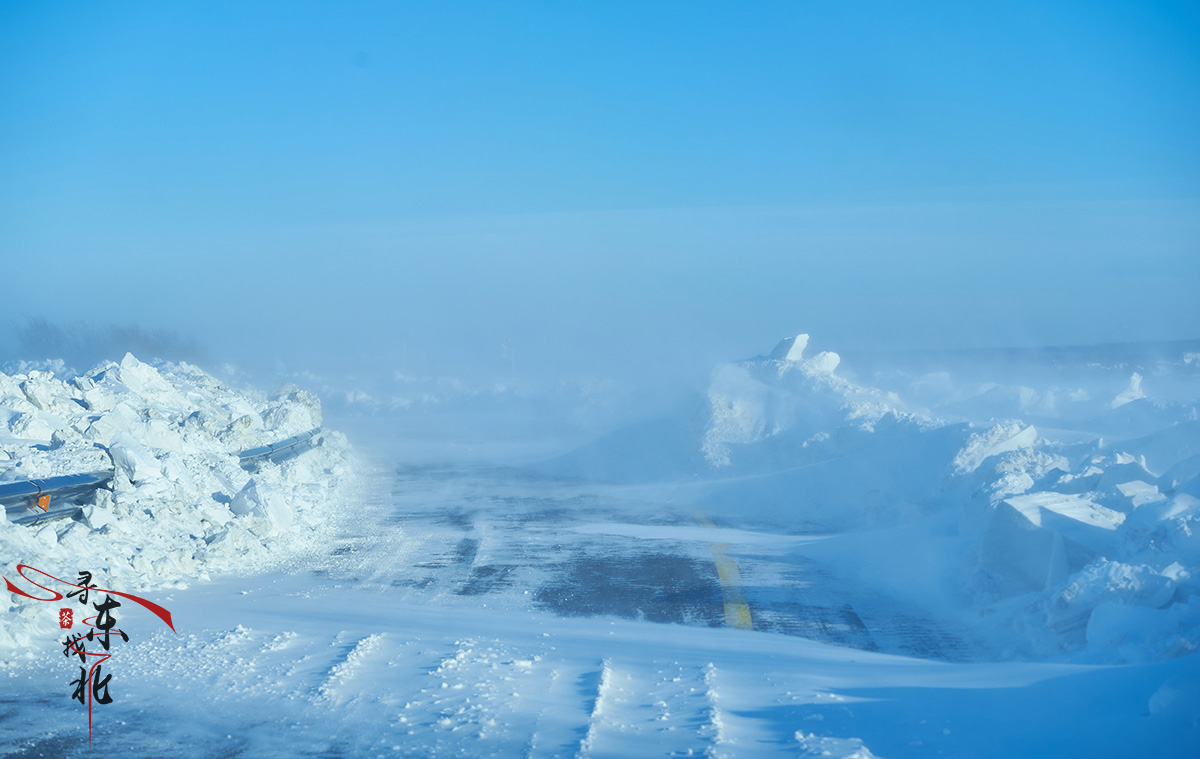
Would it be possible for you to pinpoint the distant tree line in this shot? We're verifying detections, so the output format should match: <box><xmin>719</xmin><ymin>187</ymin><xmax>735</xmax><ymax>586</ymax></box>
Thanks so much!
<box><xmin>10</xmin><ymin>317</ymin><xmax>209</xmax><ymax>372</ymax></box>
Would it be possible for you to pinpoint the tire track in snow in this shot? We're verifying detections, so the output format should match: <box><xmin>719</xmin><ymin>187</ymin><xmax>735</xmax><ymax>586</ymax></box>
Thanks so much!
<box><xmin>569</xmin><ymin>659</ymin><xmax>724</xmax><ymax>759</ymax></box>
<box><xmin>523</xmin><ymin>661</ymin><xmax>602</xmax><ymax>759</ymax></box>
<box><xmin>702</xmin><ymin>661</ymin><xmax>815</xmax><ymax>759</ymax></box>
<box><xmin>702</xmin><ymin>663</ymin><xmax>729</xmax><ymax>759</ymax></box>
<box><xmin>629</xmin><ymin>662</ymin><xmax>718</xmax><ymax>758</ymax></box>
<box><xmin>576</xmin><ymin>658</ymin><xmax>614</xmax><ymax>758</ymax></box>
<box><xmin>382</xmin><ymin>637</ymin><xmax>550</xmax><ymax>758</ymax></box>
<box><xmin>313</xmin><ymin>632</ymin><xmax>387</xmax><ymax>705</ymax></box>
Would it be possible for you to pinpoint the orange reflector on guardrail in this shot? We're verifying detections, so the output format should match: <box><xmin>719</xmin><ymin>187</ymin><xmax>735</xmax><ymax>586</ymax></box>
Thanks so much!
<box><xmin>35</xmin><ymin>494</ymin><xmax>50</xmax><ymax>511</ymax></box>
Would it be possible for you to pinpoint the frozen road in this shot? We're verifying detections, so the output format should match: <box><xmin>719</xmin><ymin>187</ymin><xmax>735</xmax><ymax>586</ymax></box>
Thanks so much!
<box><xmin>360</xmin><ymin>464</ymin><xmax>978</xmax><ymax>662</ymax></box>
<box><xmin>1</xmin><ymin>461</ymin><xmax>1192</xmax><ymax>758</ymax></box>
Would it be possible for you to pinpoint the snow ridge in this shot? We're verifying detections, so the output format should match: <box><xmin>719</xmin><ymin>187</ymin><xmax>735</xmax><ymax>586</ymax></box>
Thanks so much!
<box><xmin>702</xmin><ymin>662</ymin><xmax>728</xmax><ymax>759</ymax></box>
<box><xmin>315</xmin><ymin>633</ymin><xmax>387</xmax><ymax>705</ymax></box>
<box><xmin>577</xmin><ymin>657</ymin><xmax>614</xmax><ymax>758</ymax></box>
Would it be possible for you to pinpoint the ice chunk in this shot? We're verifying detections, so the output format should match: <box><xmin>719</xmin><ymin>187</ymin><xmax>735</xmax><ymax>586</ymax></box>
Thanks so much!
<box><xmin>806</xmin><ymin>350</ymin><xmax>841</xmax><ymax>374</ymax></box>
<box><xmin>220</xmin><ymin>413</ymin><xmax>265</xmax><ymax>451</ymax></box>
<box><xmin>1122</xmin><ymin>494</ymin><xmax>1200</xmax><ymax>565</ymax></box>
<box><xmin>1111</xmin><ymin>372</ymin><xmax>1146</xmax><ymax>409</ymax></box>
<box><xmin>263</xmin><ymin>387</ymin><xmax>323</xmax><ymax>435</ymax></box>
<box><xmin>116</xmin><ymin>352</ymin><xmax>178</xmax><ymax>401</ymax></box>
<box><xmin>1047</xmin><ymin>559</ymin><xmax>1176</xmax><ymax>635</ymax></box>
<box><xmin>19</xmin><ymin>376</ymin><xmax>60</xmax><ymax>411</ymax></box>
<box><xmin>769</xmin><ymin>334</ymin><xmax>809</xmax><ymax>362</ymax></box>
<box><xmin>83</xmin><ymin>402</ymin><xmax>143</xmax><ymax>445</ymax></box>
<box><xmin>7</xmin><ymin>411</ymin><xmax>56</xmax><ymax>441</ymax></box>
<box><xmin>980</xmin><ymin>493</ymin><xmax>1125</xmax><ymax>595</ymax></box>
<box><xmin>953</xmin><ymin>423</ymin><xmax>1038</xmax><ymax>474</ymax></box>
<box><xmin>980</xmin><ymin>501</ymin><xmax>1072</xmax><ymax>593</ymax></box>
<box><xmin>80</xmin><ymin>503</ymin><xmax>114</xmax><ymax>531</ymax></box>
<box><xmin>35</xmin><ymin>524</ymin><xmax>58</xmax><ymax>548</ymax></box>
<box><xmin>1115</xmin><ymin>480</ymin><xmax>1167</xmax><ymax>508</ymax></box>
<box><xmin>701</xmin><ymin>365</ymin><xmax>774</xmax><ymax>466</ymax></box>
<box><xmin>109</xmin><ymin>432</ymin><xmax>163</xmax><ymax>484</ymax></box>
<box><xmin>230</xmin><ymin>478</ymin><xmax>293</xmax><ymax>530</ymax></box>
<box><xmin>1006</xmin><ymin>492</ymin><xmax>1124</xmax><ymax>545</ymax></box>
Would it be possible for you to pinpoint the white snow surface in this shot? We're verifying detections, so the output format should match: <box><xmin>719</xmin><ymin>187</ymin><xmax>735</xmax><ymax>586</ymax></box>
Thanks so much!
<box><xmin>3</xmin><ymin>464</ymin><xmax>1195</xmax><ymax>758</ymax></box>
<box><xmin>2</xmin><ymin>338</ymin><xmax>1198</xmax><ymax>757</ymax></box>
<box><xmin>0</xmin><ymin>354</ymin><xmax>358</xmax><ymax>655</ymax></box>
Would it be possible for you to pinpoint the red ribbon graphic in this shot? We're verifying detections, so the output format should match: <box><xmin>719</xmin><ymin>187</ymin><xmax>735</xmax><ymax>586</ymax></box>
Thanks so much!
<box><xmin>4</xmin><ymin>564</ymin><xmax>175</xmax><ymax>632</ymax></box>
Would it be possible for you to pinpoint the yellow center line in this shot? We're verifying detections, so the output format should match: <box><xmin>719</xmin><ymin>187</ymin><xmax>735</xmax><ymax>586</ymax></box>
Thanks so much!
<box><xmin>694</xmin><ymin>512</ymin><xmax>753</xmax><ymax>630</ymax></box>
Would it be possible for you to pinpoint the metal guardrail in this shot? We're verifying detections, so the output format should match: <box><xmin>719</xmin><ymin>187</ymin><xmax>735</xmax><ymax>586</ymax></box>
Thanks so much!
<box><xmin>0</xmin><ymin>471</ymin><xmax>115</xmax><ymax>527</ymax></box>
<box><xmin>2</xmin><ymin>428</ymin><xmax>323</xmax><ymax>527</ymax></box>
<box><xmin>238</xmin><ymin>428</ymin><xmax>322</xmax><ymax>470</ymax></box>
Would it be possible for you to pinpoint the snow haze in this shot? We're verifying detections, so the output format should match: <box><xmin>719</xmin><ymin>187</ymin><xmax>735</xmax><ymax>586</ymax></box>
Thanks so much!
<box><xmin>2</xmin><ymin>2</ymin><xmax>1198</xmax><ymax>385</ymax></box>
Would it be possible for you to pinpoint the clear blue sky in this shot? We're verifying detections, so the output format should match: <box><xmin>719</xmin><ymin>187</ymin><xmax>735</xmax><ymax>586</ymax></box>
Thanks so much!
<box><xmin>2</xmin><ymin>1</ymin><xmax>1197</xmax><ymax>379</ymax></box>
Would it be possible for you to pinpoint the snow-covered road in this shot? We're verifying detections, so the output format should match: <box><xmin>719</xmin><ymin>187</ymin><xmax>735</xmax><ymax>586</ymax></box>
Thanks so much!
<box><xmin>3</xmin><ymin>461</ymin><xmax>1195</xmax><ymax>758</ymax></box>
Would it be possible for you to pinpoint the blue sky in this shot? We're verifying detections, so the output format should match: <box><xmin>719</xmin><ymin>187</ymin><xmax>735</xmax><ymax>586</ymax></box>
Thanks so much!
<box><xmin>1</xmin><ymin>1</ymin><xmax>1197</xmax><ymax>379</ymax></box>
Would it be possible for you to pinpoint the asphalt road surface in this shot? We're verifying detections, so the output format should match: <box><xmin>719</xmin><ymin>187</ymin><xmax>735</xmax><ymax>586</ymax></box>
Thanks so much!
<box><xmin>362</xmin><ymin>464</ymin><xmax>976</xmax><ymax>663</ymax></box>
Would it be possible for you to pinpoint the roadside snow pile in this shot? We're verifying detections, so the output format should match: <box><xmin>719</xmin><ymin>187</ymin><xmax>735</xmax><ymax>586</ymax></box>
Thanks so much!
<box><xmin>702</xmin><ymin>334</ymin><xmax>917</xmax><ymax>468</ymax></box>
<box><xmin>696</xmin><ymin>335</ymin><xmax>1200</xmax><ymax>661</ymax></box>
<box><xmin>691</xmin><ymin>335</ymin><xmax>960</xmax><ymax>529</ymax></box>
<box><xmin>0</xmin><ymin>354</ymin><xmax>357</xmax><ymax>655</ymax></box>
<box><xmin>949</xmin><ymin>406</ymin><xmax>1200</xmax><ymax>661</ymax></box>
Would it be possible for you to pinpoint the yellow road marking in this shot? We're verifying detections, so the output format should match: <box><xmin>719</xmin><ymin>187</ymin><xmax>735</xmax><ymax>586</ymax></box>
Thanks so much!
<box><xmin>695</xmin><ymin>512</ymin><xmax>753</xmax><ymax>630</ymax></box>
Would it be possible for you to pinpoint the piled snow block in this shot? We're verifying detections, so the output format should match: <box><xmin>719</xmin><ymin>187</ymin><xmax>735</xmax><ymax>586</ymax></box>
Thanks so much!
<box><xmin>980</xmin><ymin>493</ymin><xmax>1123</xmax><ymax>594</ymax></box>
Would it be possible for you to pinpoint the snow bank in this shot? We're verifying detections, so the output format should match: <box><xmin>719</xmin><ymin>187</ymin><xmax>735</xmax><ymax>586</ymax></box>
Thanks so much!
<box><xmin>955</xmin><ymin>415</ymin><xmax>1200</xmax><ymax>658</ymax></box>
<box><xmin>701</xmin><ymin>334</ymin><xmax>912</xmax><ymax>469</ymax></box>
<box><xmin>0</xmin><ymin>354</ymin><xmax>357</xmax><ymax>656</ymax></box>
<box><xmin>921</xmin><ymin>372</ymin><xmax>1200</xmax><ymax>662</ymax></box>
<box><xmin>691</xmin><ymin>335</ymin><xmax>1200</xmax><ymax>661</ymax></box>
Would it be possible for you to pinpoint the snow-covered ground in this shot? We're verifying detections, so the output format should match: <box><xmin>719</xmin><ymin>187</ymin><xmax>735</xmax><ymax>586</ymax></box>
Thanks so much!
<box><xmin>1</xmin><ymin>338</ymin><xmax>1198</xmax><ymax>757</ymax></box>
